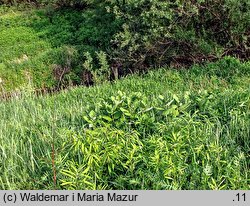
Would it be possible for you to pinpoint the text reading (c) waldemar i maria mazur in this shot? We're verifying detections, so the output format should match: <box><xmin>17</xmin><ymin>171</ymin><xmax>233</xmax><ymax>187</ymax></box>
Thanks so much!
<box><xmin>19</xmin><ymin>192</ymin><xmax>138</xmax><ymax>202</ymax></box>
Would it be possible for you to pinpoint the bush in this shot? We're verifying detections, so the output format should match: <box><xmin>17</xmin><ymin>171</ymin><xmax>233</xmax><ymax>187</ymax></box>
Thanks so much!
<box><xmin>108</xmin><ymin>0</ymin><xmax>250</xmax><ymax>72</ymax></box>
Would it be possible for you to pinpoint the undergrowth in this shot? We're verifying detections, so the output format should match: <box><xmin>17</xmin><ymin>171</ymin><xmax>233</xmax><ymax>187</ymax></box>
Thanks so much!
<box><xmin>0</xmin><ymin>58</ymin><xmax>249</xmax><ymax>189</ymax></box>
<box><xmin>0</xmin><ymin>5</ymin><xmax>120</xmax><ymax>91</ymax></box>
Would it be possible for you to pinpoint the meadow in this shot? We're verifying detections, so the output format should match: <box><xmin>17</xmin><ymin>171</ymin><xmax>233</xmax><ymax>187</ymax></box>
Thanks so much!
<box><xmin>0</xmin><ymin>57</ymin><xmax>249</xmax><ymax>189</ymax></box>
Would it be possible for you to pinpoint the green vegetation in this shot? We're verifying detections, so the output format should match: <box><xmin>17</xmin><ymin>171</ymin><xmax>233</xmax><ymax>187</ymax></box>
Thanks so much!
<box><xmin>0</xmin><ymin>1</ymin><xmax>249</xmax><ymax>91</ymax></box>
<box><xmin>110</xmin><ymin>0</ymin><xmax>250</xmax><ymax>68</ymax></box>
<box><xmin>0</xmin><ymin>4</ymin><xmax>119</xmax><ymax>91</ymax></box>
<box><xmin>0</xmin><ymin>57</ymin><xmax>249</xmax><ymax>189</ymax></box>
<box><xmin>0</xmin><ymin>6</ymin><xmax>53</xmax><ymax>91</ymax></box>
<box><xmin>0</xmin><ymin>1</ymin><xmax>249</xmax><ymax>190</ymax></box>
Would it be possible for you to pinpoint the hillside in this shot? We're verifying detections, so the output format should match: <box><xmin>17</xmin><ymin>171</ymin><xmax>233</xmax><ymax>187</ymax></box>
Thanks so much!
<box><xmin>0</xmin><ymin>1</ymin><xmax>249</xmax><ymax>190</ymax></box>
<box><xmin>1</xmin><ymin>1</ymin><xmax>249</xmax><ymax>92</ymax></box>
<box><xmin>0</xmin><ymin>5</ymin><xmax>116</xmax><ymax>91</ymax></box>
<box><xmin>0</xmin><ymin>58</ymin><xmax>249</xmax><ymax>189</ymax></box>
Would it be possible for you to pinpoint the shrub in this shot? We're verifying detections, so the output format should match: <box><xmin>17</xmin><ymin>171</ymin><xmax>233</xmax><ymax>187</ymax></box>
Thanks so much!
<box><xmin>82</xmin><ymin>51</ymin><xmax>110</xmax><ymax>84</ymax></box>
<box><xmin>108</xmin><ymin>0</ymin><xmax>250</xmax><ymax>72</ymax></box>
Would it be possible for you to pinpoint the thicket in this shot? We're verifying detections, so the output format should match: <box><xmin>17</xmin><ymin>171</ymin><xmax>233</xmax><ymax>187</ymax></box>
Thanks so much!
<box><xmin>1</xmin><ymin>0</ymin><xmax>250</xmax><ymax>86</ymax></box>
<box><xmin>109</xmin><ymin>0</ymin><xmax>250</xmax><ymax>69</ymax></box>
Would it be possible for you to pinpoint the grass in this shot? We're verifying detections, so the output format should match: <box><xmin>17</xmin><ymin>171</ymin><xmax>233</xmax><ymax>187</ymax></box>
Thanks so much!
<box><xmin>0</xmin><ymin>6</ymin><xmax>55</xmax><ymax>91</ymax></box>
<box><xmin>0</xmin><ymin>57</ymin><xmax>249</xmax><ymax>189</ymax></box>
<box><xmin>0</xmin><ymin>4</ymin><xmax>249</xmax><ymax>190</ymax></box>
<box><xmin>0</xmin><ymin>5</ymin><xmax>119</xmax><ymax>92</ymax></box>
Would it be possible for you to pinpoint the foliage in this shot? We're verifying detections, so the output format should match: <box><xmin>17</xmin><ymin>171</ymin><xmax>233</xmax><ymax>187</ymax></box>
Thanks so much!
<box><xmin>0</xmin><ymin>0</ymin><xmax>249</xmax><ymax>190</ymax></box>
<box><xmin>108</xmin><ymin>0</ymin><xmax>250</xmax><ymax>70</ymax></box>
<box><xmin>0</xmin><ymin>4</ymin><xmax>120</xmax><ymax>91</ymax></box>
<box><xmin>1</xmin><ymin>1</ymin><xmax>249</xmax><ymax>89</ymax></box>
<box><xmin>82</xmin><ymin>51</ymin><xmax>110</xmax><ymax>84</ymax></box>
<box><xmin>0</xmin><ymin>58</ymin><xmax>249</xmax><ymax>189</ymax></box>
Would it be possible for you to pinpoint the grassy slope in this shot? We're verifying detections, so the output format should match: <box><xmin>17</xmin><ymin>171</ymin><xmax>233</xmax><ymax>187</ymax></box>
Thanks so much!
<box><xmin>0</xmin><ymin>5</ymin><xmax>119</xmax><ymax>92</ymax></box>
<box><xmin>0</xmin><ymin>6</ymin><xmax>55</xmax><ymax>91</ymax></box>
<box><xmin>0</xmin><ymin>58</ymin><xmax>249</xmax><ymax>189</ymax></box>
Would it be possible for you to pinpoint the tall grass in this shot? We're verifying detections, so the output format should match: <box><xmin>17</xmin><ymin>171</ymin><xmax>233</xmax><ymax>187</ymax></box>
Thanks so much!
<box><xmin>0</xmin><ymin>57</ymin><xmax>249</xmax><ymax>189</ymax></box>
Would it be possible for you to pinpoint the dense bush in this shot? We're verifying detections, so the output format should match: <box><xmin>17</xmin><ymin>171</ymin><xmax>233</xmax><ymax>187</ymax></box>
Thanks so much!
<box><xmin>108</xmin><ymin>0</ymin><xmax>250</xmax><ymax>71</ymax></box>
